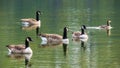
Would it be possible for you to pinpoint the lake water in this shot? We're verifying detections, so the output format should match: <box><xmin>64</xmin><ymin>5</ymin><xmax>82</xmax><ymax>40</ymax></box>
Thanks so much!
<box><xmin>0</xmin><ymin>0</ymin><xmax>120</xmax><ymax>68</ymax></box>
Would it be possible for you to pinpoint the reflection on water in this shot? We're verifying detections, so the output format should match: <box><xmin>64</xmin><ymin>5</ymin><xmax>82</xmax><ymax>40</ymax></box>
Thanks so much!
<box><xmin>81</xmin><ymin>41</ymin><xmax>86</xmax><ymax>51</ymax></box>
<box><xmin>72</xmin><ymin>34</ymin><xmax>88</xmax><ymax>42</ymax></box>
<box><xmin>63</xmin><ymin>43</ymin><xmax>68</xmax><ymax>57</ymax></box>
<box><xmin>106</xmin><ymin>29</ymin><xmax>111</xmax><ymax>36</ymax></box>
<box><xmin>22</xmin><ymin>25</ymin><xmax>39</xmax><ymax>30</ymax></box>
<box><xmin>0</xmin><ymin>0</ymin><xmax>120</xmax><ymax>68</ymax></box>
<box><xmin>7</xmin><ymin>53</ymin><xmax>32</xmax><ymax>68</ymax></box>
<box><xmin>40</xmin><ymin>40</ymin><xmax>62</xmax><ymax>47</ymax></box>
<box><xmin>40</xmin><ymin>43</ymin><xmax>62</xmax><ymax>48</ymax></box>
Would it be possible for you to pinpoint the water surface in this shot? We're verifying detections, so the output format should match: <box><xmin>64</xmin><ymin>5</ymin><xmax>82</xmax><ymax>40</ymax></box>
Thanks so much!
<box><xmin>0</xmin><ymin>0</ymin><xmax>120</xmax><ymax>68</ymax></box>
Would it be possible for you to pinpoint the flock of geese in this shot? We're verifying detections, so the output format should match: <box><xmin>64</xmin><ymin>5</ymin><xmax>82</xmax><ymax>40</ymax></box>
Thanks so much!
<box><xmin>6</xmin><ymin>10</ymin><xmax>112</xmax><ymax>54</ymax></box>
<box><xmin>6</xmin><ymin>10</ymin><xmax>112</xmax><ymax>67</ymax></box>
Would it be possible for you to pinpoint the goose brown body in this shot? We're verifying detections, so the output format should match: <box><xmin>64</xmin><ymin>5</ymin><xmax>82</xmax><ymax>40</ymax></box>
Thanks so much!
<box><xmin>72</xmin><ymin>25</ymin><xmax>87</xmax><ymax>39</ymax></box>
<box><xmin>38</xmin><ymin>27</ymin><xmax>69</xmax><ymax>44</ymax></box>
<box><xmin>72</xmin><ymin>31</ymin><xmax>82</xmax><ymax>38</ymax></box>
<box><xmin>6</xmin><ymin>44</ymin><xmax>25</xmax><ymax>50</ymax></box>
<box><xmin>99</xmin><ymin>20</ymin><xmax>112</xmax><ymax>29</ymax></box>
<box><xmin>39</xmin><ymin>34</ymin><xmax>62</xmax><ymax>43</ymax></box>
<box><xmin>21</xmin><ymin>11</ymin><xmax>41</xmax><ymax>26</ymax></box>
<box><xmin>6</xmin><ymin>37</ymin><xmax>33</xmax><ymax>54</ymax></box>
<box><xmin>21</xmin><ymin>18</ymin><xmax>40</xmax><ymax>25</ymax></box>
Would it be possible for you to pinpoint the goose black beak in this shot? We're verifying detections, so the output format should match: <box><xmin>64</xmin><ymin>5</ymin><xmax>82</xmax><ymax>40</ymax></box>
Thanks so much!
<box><xmin>6</xmin><ymin>45</ymin><xmax>9</xmax><ymax>47</ymax></box>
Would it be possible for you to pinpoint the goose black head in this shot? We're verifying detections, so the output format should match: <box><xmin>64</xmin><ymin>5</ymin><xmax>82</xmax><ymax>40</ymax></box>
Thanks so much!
<box><xmin>26</xmin><ymin>37</ymin><xmax>33</xmax><ymax>42</ymax></box>
<box><xmin>81</xmin><ymin>25</ymin><xmax>86</xmax><ymax>29</ymax></box>
<box><xmin>64</xmin><ymin>27</ymin><xmax>68</xmax><ymax>31</ymax></box>
<box><xmin>36</xmin><ymin>11</ymin><xmax>41</xmax><ymax>15</ymax></box>
<box><xmin>36</xmin><ymin>11</ymin><xmax>41</xmax><ymax>21</ymax></box>
<box><xmin>107</xmin><ymin>20</ymin><xmax>111</xmax><ymax>26</ymax></box>
<box><xmin>25</xmin><ymin>37</ymin><xmax>33</xmax><ymax>48</ymax></box>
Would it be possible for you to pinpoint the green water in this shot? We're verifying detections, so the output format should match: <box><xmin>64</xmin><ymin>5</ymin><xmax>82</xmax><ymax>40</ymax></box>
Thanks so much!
<box><xmin>0</xmin><ymin>0</ymin><xmax>120</xmax><ymax>68</ymax></box>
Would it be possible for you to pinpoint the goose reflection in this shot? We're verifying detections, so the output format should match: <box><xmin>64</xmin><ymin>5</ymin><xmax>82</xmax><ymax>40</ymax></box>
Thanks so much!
<box><xmin>22</xmin><ymin>24</ymin><xmax>39</xmax><ymax>30</ymax></box>
<box><xmin>106</xmin><ymin>29</ymin><xmax>111</xmax><ymax>36</ymax></box>
<box><xmin>24</xmin><ymin>54</ymin><xmax>32</xmax><ymax>68</ymax></box>
<box><xmin>81</xmin><ymin>40</ymin><xmax>86</xmax><ymax>50</ymax></box>
<box><xmin>62</xmin><ymin>43</ymin><xmax>68</xmax><ymax>57</ymax></box>
<box><xmin>72</xmin><ymin>35</ymin><xmax>88</xmax><ymax>42</ymax></box>
<box><xmin>40</xmin><ymin>41</ymin><xmax>62</xmax><ymax>47</ymax></box>
<box><xmin>72</xmin><ymin>37</ymin><xmax>87</xmax><ymax>51</ymax></box>
<box><xmin>7</xmin><ymin>53</ymin><xmax>32</xmax><ymax>68</ymax></box>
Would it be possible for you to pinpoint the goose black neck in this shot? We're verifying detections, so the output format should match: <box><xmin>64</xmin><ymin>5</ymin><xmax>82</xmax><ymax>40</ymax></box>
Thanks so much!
<box><xmin>81</xmin><ymin>28</ymin><xmax>85</xmax><ymax>34</ymax></box>
<box><xmin>25</xmin><ymin>39</ymin><xmax>29</xmax><ymax>48</ymax></box>
<box><xmin>36</xmin><ymin>12</ymin><xmax>40</xmax><ymax>21</ymax></box>
<box><xmin>63</xmin><ymin>27</ymin><xmax>67</xmax><ymax>39</ymax></box>
<box><xmin>107</xmin><ymin>22</ymin><xmax>110</xmax><ymax>26</ymax></box>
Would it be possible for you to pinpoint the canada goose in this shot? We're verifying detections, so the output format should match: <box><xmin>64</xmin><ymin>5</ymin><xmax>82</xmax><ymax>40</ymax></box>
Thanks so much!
<box><xmin>79</xmin><ymin>27</ymin><xmax>88</xmax><ymax>39</ymax></box>
<box><xmin>72</xmin><ymin>25</ymin><xmax>87</xmax><ymax>39</ymax></box>
<box><xmin>21</xmin><ymin>11</ymin><xmax>41</xmax><ymax>27</ymax></box>
<box><xmin>99</xmin><ymin>20</ymin><xmax>112</xmax><ymax>29</ymax></box>
<box><xmin>38</xmin><ymin>27</ymin><xmax>69</xmax><ymax>44</ymax></box>
<box><xmin>6</xmin><ymin>37</ymin><xmax>33</xmax><ymax>54</ymax></box>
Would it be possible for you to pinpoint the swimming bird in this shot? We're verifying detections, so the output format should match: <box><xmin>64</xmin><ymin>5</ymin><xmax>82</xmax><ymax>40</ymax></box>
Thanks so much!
<box><xmin>79</xmin><ymin>27</ymin><xmax>88</xmax><ymax>39</ymax></box>
<box><xmin>72</xmin><ymin>25</ymin><xmax>87</xmax><ymax>39</ymax></box>
<box><xmin>99</xmin><ymin>20</ymin><xmax>112</xmax><ymax>29</ymax></box>
<box><xmin>38</xmin><ymin>27</ymin><xmax>69</xmax><ymax>44</ymax></box>
<box><xmin>6</xmin><ymin>37</ymin><xmax>33</xmax><ymax>54</ymax></box>
<box><xmin>72</xmin><ymin>25</ymin><xmax>88</xmax><ymax>42</ymax></box>
<box><xmin>21</xmin><ymin>11</ymin><xmax>41</xmax><ymax>27</ymax></box>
